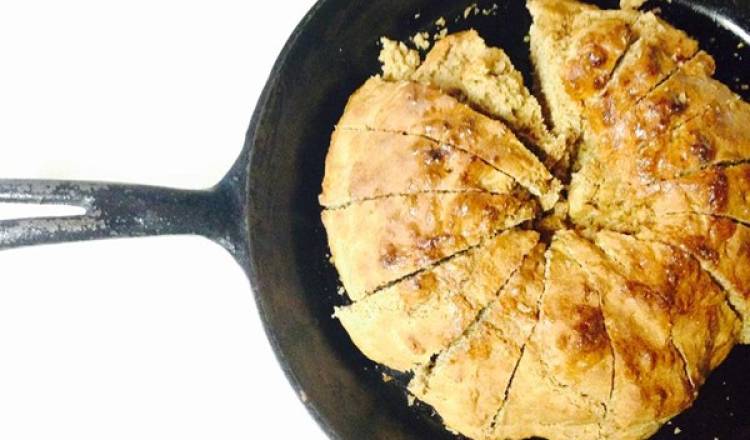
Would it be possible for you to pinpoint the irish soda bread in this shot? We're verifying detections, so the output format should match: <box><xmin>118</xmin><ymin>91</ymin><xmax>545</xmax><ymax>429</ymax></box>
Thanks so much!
<box><xmin>320</xmin><ymin>1</ymin><xmax>749</xmax><ymax>439</ymax></box>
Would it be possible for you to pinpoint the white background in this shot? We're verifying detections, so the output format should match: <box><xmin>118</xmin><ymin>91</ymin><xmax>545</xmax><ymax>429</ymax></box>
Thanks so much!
<box><xmin>0</xmin><ymin>1</ymin><xmax>326</xmax><ymax>439</ymax></box>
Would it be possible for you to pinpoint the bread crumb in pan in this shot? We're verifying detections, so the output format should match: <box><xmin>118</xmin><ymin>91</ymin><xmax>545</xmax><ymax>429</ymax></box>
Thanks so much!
<box><xmin>378</xmin><ymin>38</ymin><xmax>420</xmax><ymax>80</ymax></box>
<box><xmin>464</xmin><ymin>3</ymin><xmax>479</xmax><ymax>19</ymax></box>
<box><xmin>411</xmin><ymin>31</ymin><xmax>431</xmax><ymax>50</ymax></box>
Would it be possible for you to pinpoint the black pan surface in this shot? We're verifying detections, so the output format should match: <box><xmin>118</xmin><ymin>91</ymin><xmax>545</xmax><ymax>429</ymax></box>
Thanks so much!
<box><xmin>243</xmin><ymin>0</ymin><xmax>750</xmax><ymax>439</ymax></box>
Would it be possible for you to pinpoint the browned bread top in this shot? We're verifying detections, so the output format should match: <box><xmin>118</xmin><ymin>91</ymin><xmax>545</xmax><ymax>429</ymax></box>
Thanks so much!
<box><xmin>320</xmin><ymin>1</ymin><xmax>749</xmax><ymax>438</ymax></box>
<box><xmin>320</xmin><ymin>128</ymin><xmax>517</xmax><ymax>207</ymax></box>
<box><xmin>337</xmin><ymin>78</ymin><xmax>561</xmax><ymax>209</ymax></box>
<box><xmin>323</xmin><ymin>192</ymin><xmax>536</xmax><ymax>300</ymax></box>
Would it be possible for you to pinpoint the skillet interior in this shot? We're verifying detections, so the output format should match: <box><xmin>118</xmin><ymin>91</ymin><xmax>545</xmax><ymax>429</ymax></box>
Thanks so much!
<box><xmin>244</xmin><ymin>0</ymin><xmax>750</xmax><ymax>438</ymax></box>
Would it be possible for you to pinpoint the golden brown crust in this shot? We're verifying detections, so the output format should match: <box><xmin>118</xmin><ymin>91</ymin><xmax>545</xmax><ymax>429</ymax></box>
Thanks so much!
<box><xmin>584</xmin><ymin>12</ymin><xmax>699</xmax><ymax>137</ymax></box>
<box><xmin>528</xmin><ymin>0</ymin><xmax>598</xmax><ymax>141</ymax></box>
<box><xmin>568</xmin><ymin>53</ymin><xmax>738</xmax><ymax>232</ymax></box>
<box><xmin>555</xmin><ymin>231</ymin><xmax>696</xmax><ymax>439</ymax></box>
<box><xmin>335</xmin><ymin>230</ymin><xmax>539</xmax><ymax>372</ymax></box>
<box><xmin>412</xmin><ymin>30</ymin><xmax>564</xmax><ymax>164</ymax></box>
<box><xmin>577</xmin><ymin>50</ymin><xmax>717</xmax><ymax>178</ymax></box>
<box><xmin>649</xmin><ymin>164</ymin><xmax>750</xmax><ymax>224</ymax></box>
<box><xmin>407</xmin><ymin>244</ymin><xmax>546</xmax><ymax>439</ymax></box>
<box><xmin>639</xmin><ymin>214</ymin><xmax>750</xmax><ymax>343</ymax></box>
<box><xmin>572</xmin><ymin>163</ymin><xmax>750</xmax><ymax>233</ymax></box>
<box><xmin>322</xmin><ymin>1</ymin><xmax>750</xmax><ymax>437</ymax></box>
<box><xmin>337</xmin><ymin>78</ymin><xmax>561</xmax><ymax>209</ymax></box>
<box><xmin>602</xmin><ymin>51</ymin><xmax>718</xmax><ymax>153</ymax></box>
<box><xmin>562</xmin><ymin>12</ymin><xmax>636</xmax><ymax>103</ymax></box>
<box><xmin>322</xmin><ymin>192</ymin><xmax>537</xmax><ymax>300</ymax></box>
<box><xmin>319</xmin><ymin>129</ymin><xmax>517</xmax><ymax>207</ymax></box>
<box><xmin>594</xmin><ymin>231</ymin><xmax>740</xmax><ymax>387</ymax></box>
<box><xmin>494</xmin><ymin>237</ymin><xmax>611</xmax><ymax>440</ymax></box>
<box><xmin>638</xmin><ymin>98</ymin><xmax>750</xmax><ymax>180</ymax></box>
<box><xmin>529</xmin><ymin>0</ymin><xmax>639</xmax><ymax>172</ymax></box>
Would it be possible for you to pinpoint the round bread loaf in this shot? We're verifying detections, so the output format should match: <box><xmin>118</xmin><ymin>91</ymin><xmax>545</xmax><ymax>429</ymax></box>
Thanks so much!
<box><xmin>320</xmin><ymin>1</ymin><xmax>749</xmax><ymax>438</ymax></box>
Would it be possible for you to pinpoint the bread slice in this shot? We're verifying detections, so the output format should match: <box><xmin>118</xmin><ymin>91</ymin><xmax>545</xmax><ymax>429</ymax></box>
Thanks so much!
<box><xmin>639</xmin><ymin>97</ymin><xmax>750</xmax><ymax>180</ymax></box>
<box><xmin>597</xmin><ymin>50</ymin><xmax>719</xmax><ymax>154</ymax></box>
<box><xmin>406</xmin><ymin>30</ymin><xmax>565</xmax><ymax>166</ymax></box>
<box><xmin>568</xmin><ymin>160</ymin><xmax>750</xmax><ymax>236</ymax></box>
<box><xmin>379</xmin><ymin>31</ymin><xmax>563</xmax><ymax>165</ymax></box>
<box><xmin>584</xmin><ymin>12</ymin><xmax>699</xmax><ymax>137</ymax></box>
<box><xmin>494</xmin><ymin>234</ymin><xmax>611</xmax><ymax>440</ymax></box>
<box><xmin>557</xmin><ymin>231</ymin><xmax>695</xmax><ymax>440</ymax></box>
<box><xmin>638</xmin><ymin>213</ymin><xmax>750</xmax><ymax>343</ymax></box>
<box><xmin>334</xmin><ymin>230</ymin><xmax>539</xmax><ymax>371</ymax></box>
<box><xmin>569</xmin><ymin>52</ymin><xmax>734</xmax><ymax>230</ymax></box>
<box><xmin>495</xmin><ymin>230</ymin><xmax>704</xmax><ymax>439</ymax></box>
<box><xmin>561</xmin><ymin>10</ymin><xmax>637</xmax><ymax>104</ymax></box>
<box><xmin>648</xmin><ymin>163</ymin><xmax>750</xmax><ymax>225</ymax></box>
<box><xmin>322</xmin><ymin>192</ymin><xmax>537</xmax><ymax>300</ymax></box>
<box><xmin>527</xmin><ymin>0</ymin><xmax>638</xmax><ymax>144</ymax></box>
<box><xmin>319</xmin><ymin>129</ymin><xmax>517</xmax><ymax>207</ymax></box>
<box><xmin>593</xmin><ymin>230</ymin><xmax>739</xmax><ymax>388</ymax></box>
<box><xmin>337</xmin><ymin>78</ymin><xmax>561</xmax><ymax>209</ymax></box>
<box><xmin>407</xmin><ymin>243</ymin><xmax>546</xmax><ymax>438</ymax></box>
<box><xmin>527</xmin><ymin>0</ymin><xmax>595</xmax><ymax>142</ymax></box>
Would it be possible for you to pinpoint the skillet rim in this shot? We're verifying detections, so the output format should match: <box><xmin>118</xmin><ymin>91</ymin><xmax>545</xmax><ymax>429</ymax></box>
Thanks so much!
<box><xmin>240</xmin><ymin>1</ymin><xmax>338</xmax><ymax>438</ymax></box>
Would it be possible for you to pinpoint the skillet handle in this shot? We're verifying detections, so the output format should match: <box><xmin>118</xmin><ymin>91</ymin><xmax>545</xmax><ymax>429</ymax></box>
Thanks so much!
<box><xmin>0</xmin><ymin>179</ymin><xmax>244</xmax><ymax>253</ymax></box>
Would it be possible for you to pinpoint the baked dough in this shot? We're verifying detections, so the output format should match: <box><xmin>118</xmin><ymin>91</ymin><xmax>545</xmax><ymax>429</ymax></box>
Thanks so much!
<box><xmin>337</xmin><ymin>78</ymin><xmax>561</xmax><ymax>209</ymax></box>
<box><xmin>320</xmin><ymin>0</ymin><xmax>749</xmax><ymax>438</ymax></box>
<box><xmin>557</xmin><ymin>10</ymin><xmax>750</xmax><ymax>342</ymax></box>
<box><xmin>494</xmin><ymin>233</ymin><xmax>613</xmax><ymax>440</ymax></box>
<box><xmin>528</xmin><ymin>0</ymin><xmax>638</xmax><ymax>144</ymax></box>
<box><xmin>413</xmin><ymin>31</ymin><xmax>549</xmax><ymax>144</ymax></box>
<box><xmin>638</xmin><ymin>98</ymin><xmax>750</xmax><ymax>180</ymax></box>
<box><xmin>556</xmin><ymin>232</ymin><xmax>694</xmax><ymax>440</ymax></box>
<box><xmin>409</xmin><ymin>243</ymin><xmax>546</xmax><ymax>439</ymax></box>
<box><xmin>336</xmin><ymin>229</ymin><xmax>539</xmax><ymax>371</ymax></box>
<box><xmin>593</xmin><ymin>230</ymin><xmax>739</xmax><ymax>388</ymax></box>
<box><xmin>638</xmin><ymin>214</ymin><xmax>750</xmax><ymax>343</ymax></box>
<box><xmin>322</xmin><ymin>192</ymin><xmax>537</xmax><ymax>300</ymax></box>
<box><xmin>416</xmin><ymin>31</ymin><xmax>565</xmax><ymax>165</ymax></box>
<box><xmin>320</xmin><ymin>129</ymin><xmax>516</xmax><ymax>207</ymax></box>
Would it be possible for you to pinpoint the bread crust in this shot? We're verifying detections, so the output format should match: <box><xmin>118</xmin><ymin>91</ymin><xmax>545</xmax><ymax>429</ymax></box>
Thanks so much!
<box><xmin>323</xmin><ymin>192</ymin><xmax>537</xmax><ymax>300</ymax></box>
<box><xmin>321</xmin><ymin>1</ymin><xmax>750</xmax><ymax>437</ymax></box>
<box><xmin>336</xmin><ymin>230</ymin><xmax>539</xmax><ymax>372</ymax></box>
<box><xmin>320</xmin><ymin>129</ymin><xmax>516</xmax><ymax>207</ymax></box>
<box><xmin>408</xmin><ymin>244</ymin><xmax>546</xmax><ymax>438</ymax></box>
<box><xmin>495</xmin><ymin>236</ymin><xmax>612</xmax><ymax>440</ymax></box>
<box><xmin>338</xmin><ymin>78</ymin><xmax>561</xmax><ymax>209</ymax></box>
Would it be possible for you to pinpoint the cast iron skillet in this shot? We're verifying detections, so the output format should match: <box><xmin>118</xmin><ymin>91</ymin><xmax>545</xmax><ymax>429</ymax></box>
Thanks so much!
<box><xmin>2</xmin><ymin>0</ymin><xmax>750</xmax><ymax>438</ymax></box>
